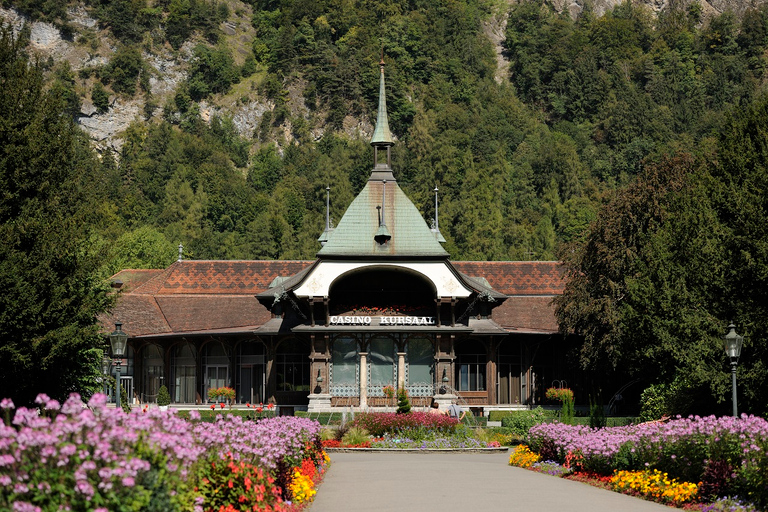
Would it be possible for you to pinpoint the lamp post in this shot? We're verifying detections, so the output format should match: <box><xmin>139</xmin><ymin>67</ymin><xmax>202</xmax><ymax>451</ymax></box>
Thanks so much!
<box><xmin>723</xmin><ymin>323</ymin><xmax>744</xmax><ymax>418</ymax></box>
<box><xmin>101</xmin><ymin>352</ymin><xmax>111</xmax><ymax>396</ymax></box>
<box><xmin>109</xmin><ymin>322</ymin><xmax>128</xmax><ymax>410</ymax></box>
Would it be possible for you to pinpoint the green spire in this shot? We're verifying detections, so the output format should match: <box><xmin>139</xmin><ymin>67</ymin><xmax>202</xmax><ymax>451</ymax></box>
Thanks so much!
<box><xmin>370</xmin><ymin>58</ymin><xmax>394</xmax><ymax>147</ymax></box>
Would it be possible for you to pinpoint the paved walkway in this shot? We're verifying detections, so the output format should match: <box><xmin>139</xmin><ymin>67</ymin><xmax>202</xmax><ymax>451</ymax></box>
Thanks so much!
<box><xmin>309</xmin><ymin>451</ymin><xmax>672</xmax><ymax>512</ymax></box>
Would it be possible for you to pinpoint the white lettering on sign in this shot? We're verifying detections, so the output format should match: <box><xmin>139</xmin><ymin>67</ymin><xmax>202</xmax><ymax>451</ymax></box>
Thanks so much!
<box><xmin>327</xmin><ymin>316</ymin><xmax>436</xmax><ymax>326</ymax></box>
<box><xmin>329</xmin><ymin>316</ymin><xmax>372</xmax><ymax>325</ymax></box>
<box><xmin>380</xmin><ymin>316</ymin><xmax>435</xmax><ymax>326</ymax></box>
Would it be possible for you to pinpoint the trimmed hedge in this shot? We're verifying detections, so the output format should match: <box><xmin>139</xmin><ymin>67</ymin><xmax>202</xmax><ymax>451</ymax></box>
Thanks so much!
<box><xmin>496</xmin><ymin>408</ymin><xmax>637</xmax><ymax>434</ymax></box>
<box><xmin>295</xmin><ymin>411</ymin><xmax>348</xmax><ymax>424</ymax></box>
<box><xmin>175</xmin><ymin>409</ymin><xmax>277</xmax><ymax>422</ymax></box>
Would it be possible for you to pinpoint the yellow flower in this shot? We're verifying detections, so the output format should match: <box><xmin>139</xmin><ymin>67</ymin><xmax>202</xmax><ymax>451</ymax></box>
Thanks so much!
<box><xmin>610</xmin><ymin>469</ymin><xmax>698</xmax><ymax>505</ymax></box>
<box><xmin>508</xmin><ymin>445</ymin><xmax>541</xmax><ymax>468</ymax></box>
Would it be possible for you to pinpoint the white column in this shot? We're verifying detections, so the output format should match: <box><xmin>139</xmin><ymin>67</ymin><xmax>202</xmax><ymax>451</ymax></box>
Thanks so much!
<box><xmin>359</xmin><ymin>352</ymin><xmax>368</xmax><ymax>409</ymax></box>
<box><xmin>397</xmin><ymin>352</ymin><xmax>406</xmax><ymax>390</ymax></box>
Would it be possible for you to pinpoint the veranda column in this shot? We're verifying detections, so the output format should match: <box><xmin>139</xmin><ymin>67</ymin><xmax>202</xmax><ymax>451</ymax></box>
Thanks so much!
<box><xmin>397</xmin><ymin>352</ymin><xmax>406</xmax><ymax>391</ymax></box>
<box><xmin>359</xmin><ymin>351</ymin><xmax>368</xmax><ymax>409</ymax></box>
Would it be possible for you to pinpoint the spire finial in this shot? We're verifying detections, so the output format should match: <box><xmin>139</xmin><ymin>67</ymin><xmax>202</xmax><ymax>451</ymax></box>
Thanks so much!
<box><xmin>370</xmin><ymin>53</ymin><xmax>394</xmax><ymax>153</ymax></box>
<box><xmin>178</xmin><ymin>243</ymin><xmax>183</xmax><ymax>262</ymax></box>
<box><xmin>318</xmin><ymin>185</ymin><xmax>334</xmax><ymax>246</ymax></box>
<box><xmin>431</xmin><ymin>185</ymin><xmax>446</xmax><ymax>243</ymax></box>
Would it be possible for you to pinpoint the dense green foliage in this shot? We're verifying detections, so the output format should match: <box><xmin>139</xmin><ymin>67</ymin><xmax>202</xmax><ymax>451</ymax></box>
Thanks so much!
<box><xmin>0</xmin><ymin>26</ymin><xmax>112</xmax><ymax>406</ymax></box>
<box><xmin>3</xmin><ymin>0</ymin><xmax>768</xmax><ymax>414</ymax></box>
<box><xmin>555</xmin><ymin>100</ymin><xmax>768</xmax><ymax>415</ymax></box>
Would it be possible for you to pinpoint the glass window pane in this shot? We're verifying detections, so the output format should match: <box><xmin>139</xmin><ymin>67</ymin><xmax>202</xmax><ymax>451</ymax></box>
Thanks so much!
<box><xmin>369</xmin><ymin>336</ymin><xmax>395</xmax><ymax>387</ymax></box>
<box><xmin>332</xmin><ymin>336</ymin><xmax>357</xmax><ymax>386</ymax></box>
<box><xmin>407</xmin><ymin>337</ymin><xmax>433</xmax><ymax>384</ymax></box>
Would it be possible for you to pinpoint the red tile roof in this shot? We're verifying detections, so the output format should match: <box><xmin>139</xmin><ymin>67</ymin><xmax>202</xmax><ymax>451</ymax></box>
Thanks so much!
<box><xmin>106</xmin><ymin>260</ymin><xmax>564</xmax><ymax>337</ymax></box>
<box><xmin>452</xmin><ymin>261</ymin><xmax>565</xmax><ymax>295</ymax></box>
<box><xmin>133</xmin><ymin>260</ymin><xmax>313</xmax><ymax>295</ymax></box>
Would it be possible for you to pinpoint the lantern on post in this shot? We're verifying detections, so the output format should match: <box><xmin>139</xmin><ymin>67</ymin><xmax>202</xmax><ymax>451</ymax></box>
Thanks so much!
<box><xmin>109</xmin><ymin>322</ymin><xmax>128</xmax><ymax>410</ymax></box>
<box><xmin>723</xmin><ymin>323</ymin><xmax>744</xmax><ymax>418</ymax></box>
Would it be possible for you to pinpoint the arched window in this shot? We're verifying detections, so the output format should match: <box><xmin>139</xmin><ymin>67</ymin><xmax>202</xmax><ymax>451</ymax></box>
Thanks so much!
<box><xmin>203</xmin><ymin>342</ymin><xmax>230</xmax><ymax>401</ymax></box>
<box><xmin>276</xmin><ymin>339</ymin><xmax>310</xmax><ymax>392</ymax></box>
<box><xmin>141</xmin><ymin>344</ymin><xmax>163</xmax><ymax>403</ymax></box>
<box><xmin>171</xmin><ymin>343</ymin><xmax>196</xmax><ymax>403</ymax></box>
<box><xmin>236</xmin><ymin>342</ymin><xmax>265</xmax><ymax>404</ymax></box>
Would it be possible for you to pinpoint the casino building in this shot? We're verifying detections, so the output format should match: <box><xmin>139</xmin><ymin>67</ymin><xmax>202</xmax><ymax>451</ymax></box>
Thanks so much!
<box><xmin>104</xmin><ymin>61</ymin><xmax>569</xmax><ymax>414</ymax></box>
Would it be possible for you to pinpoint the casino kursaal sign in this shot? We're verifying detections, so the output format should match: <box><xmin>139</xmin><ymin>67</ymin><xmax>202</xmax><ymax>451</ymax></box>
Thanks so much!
<box><xmin>329</xmin><ymin>315</ymin><xmax>436</xmax><ymax>326</ymax></box>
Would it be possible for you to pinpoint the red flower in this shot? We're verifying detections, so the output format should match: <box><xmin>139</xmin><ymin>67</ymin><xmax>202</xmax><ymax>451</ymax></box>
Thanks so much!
<box><xmin>220</xmin><ymin>402</ymin><xmax>225</xmax><ymax>409</ymax></box>
<box><xmin>267</xmin><ymin>403</ymin><xmax>275</xmax><ymax>409</ymax></box>
<box><xmin>210</xmin><ymin>404</ymin><xmax>215</xmax><ymax>410</ymax></box>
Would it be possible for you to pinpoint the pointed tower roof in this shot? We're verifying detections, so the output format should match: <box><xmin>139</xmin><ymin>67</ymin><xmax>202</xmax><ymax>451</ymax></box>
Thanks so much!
<box><xmin>316</xmin><ymin>176</ymin><xmax>448</xmax><ymax>258</ymax></box>
<box><xmin>370</xmin><ymin>57</ymin><xmax>394</xmax><ymax>147</ymax></box>
<box><xmin>317</xmin><ymin>58</ymin><xmax>447</xmax><ymax>259</ymax></box>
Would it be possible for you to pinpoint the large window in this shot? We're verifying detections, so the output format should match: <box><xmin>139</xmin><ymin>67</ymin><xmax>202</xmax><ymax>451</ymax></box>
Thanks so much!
<box><xmin>368</xmin><ymin>336</ymin><xmax>395</xmax><ymax>396</ymax></box>
<box><xmin>203</xmin><ymin>342</ymin><xmax>229</xmax><ymax>402</ymax></box>
<box><xmin>406</xmin><ymin>337</ymin><xmax>434</xmax><ymax>396</ymax></box>
<box><xmin>276</xmin><ymin>339</ymin><xmax>310</xmax><ymax>392</ymax></box>
<box><xmin>331</xmin><ymin>336</ymin><xmax>358</xmax><ymax>395</ymax></box>
<box><xmin>141</xmin><ymin>344</ymin><xmax>163</xmax><ymax>403</ymax></box>
<box><xmin>497</xmin><ymin>342</ymin><xmax>522</xmax><ymax>404</ymax></box>
<box><xmin>456</xmin><ymin>339</ymin><xmax>486</xmax><ymax>392</ymax></box>
<box><xmin>171</xmin><ymin>343</ymin><xmax>196</xmax><ymax>403</ymax></box>
<box><xmin>237</xmin><ymin>342</ymin><xmax>265</xmax><ymax>404</ymax></box>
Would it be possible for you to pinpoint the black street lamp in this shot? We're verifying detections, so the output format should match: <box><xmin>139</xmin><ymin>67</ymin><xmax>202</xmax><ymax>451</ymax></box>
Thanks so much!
<box><xmin>723</xmin><ymin>323</ymin><xmax>744</xmax><ymax>418</ymax></box>
<box><xmin>109</xmin><ymin>322</ymin><xmax>128</xmax><ymax>410</ymax></box>
<box><xmin>101</xmin><ymin>351</ymin><xmax>111</xmax><ymax>396</ymax></box>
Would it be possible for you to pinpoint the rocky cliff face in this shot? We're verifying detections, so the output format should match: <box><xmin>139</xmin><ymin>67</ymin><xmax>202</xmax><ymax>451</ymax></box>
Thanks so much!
<box><xmin>1</xmin><ymin>0</ymin><xmax>763</xmax><ymax>155</ymax></box>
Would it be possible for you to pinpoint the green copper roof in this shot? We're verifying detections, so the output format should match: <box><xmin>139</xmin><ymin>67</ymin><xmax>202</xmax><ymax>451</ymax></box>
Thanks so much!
<box><xmin>370</xmin><ymin>61</ymin><xmax>394</xmax><ymax>146</ymax></box>
<box><xmin>317</xmin><ymin>177</ymin><xmax>448</xmax><ymax>258</ymax></box>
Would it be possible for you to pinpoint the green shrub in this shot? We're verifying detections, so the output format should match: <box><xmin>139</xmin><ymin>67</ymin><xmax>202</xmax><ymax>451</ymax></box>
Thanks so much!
<box><xmin>396</xmin><ymin>387</ymin><xmax>411</xmax><ymax>414</ymax></box>
<box><xmin>320</xmin><ymin>427</ymin><xmax>336</xmax><ymax>441</ymax></box>
<box><xmin>295</xmin><ymin>411</ymin><xmax>345</xmax><ymax>424</ymax></box>
<box><xmin>589</xmin><ymin>397</ymin><xmax>606</xmax><ymax>428</ymax></box>
<box><xmin>91</xmin><ymin>81</ymin><xmax>110</xmax><ymax>113</ymax></box>
<box><xmin>156</xmin><ymin>385</ymin><xmax>171</xmax><ymax>407</ymax></box>
<box><xmin>500</xmin><ymin>407</ymin><xmax>553</xmax><ymax>435</ymax></box>
<box><xmin>341</xmin><ymin>427</ymin><xmax>370</xmax><ymax>446</ymax></box>
<box><xmin>175</xmin><ymin>409</ymin><xmax>275</xmax><ymax>422</ymax></box>
<box><xmin>488</xmin><ymin>411</ymin><xmax>513</xmax><ymax>422</ymax></box>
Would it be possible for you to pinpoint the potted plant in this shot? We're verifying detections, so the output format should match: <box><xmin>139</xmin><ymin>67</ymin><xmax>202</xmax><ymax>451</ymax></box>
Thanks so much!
<box><xmin>207</xmin><ymin>386</ymin><xmax>236</xmax><ymax>408</ymax></box>
<box><xmin>157</xmin><ymin>385</ymin><xmax>171</xmax><ymax>411</ymax></box>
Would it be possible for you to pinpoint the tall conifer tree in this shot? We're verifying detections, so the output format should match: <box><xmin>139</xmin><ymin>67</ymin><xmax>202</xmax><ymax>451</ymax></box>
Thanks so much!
<box><xmin>0</xmin><ymin>26</ymin><xmax>111</xmax><ymax>406</ymax></box>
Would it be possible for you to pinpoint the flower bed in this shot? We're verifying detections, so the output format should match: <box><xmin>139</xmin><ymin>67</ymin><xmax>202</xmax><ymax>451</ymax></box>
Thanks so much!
<box><xmin>0</xmin><ymin>393</ymin><xmax>328</xmax><ymax>511</ymax></box>
<box><xmin>519</xmin><ymin>415</ymin><xmax>768</xmax><ymax>510</ymax></box>
<box><xmin>350</xmin><ymin>411</ymin><xmax>458</xmax><ymax>437</ymax></box>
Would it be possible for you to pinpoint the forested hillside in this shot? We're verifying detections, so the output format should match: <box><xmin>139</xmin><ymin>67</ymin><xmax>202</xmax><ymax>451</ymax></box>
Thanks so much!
<box><xmin>3</xmin><ymin>0</ymin><xmax>767</xmax><ymax>272</ymax></box>
<box><xmin>2</xmin><ymin>0</ymin><xmax>768</xmax><ymax>412</ymax></box>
